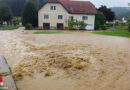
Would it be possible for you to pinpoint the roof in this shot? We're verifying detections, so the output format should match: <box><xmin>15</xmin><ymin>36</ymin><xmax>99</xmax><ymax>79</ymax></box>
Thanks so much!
<box><xmin>48</xmin><ymin>0</ymin><xmax>59</xmax><ymax>3</ymax></box>
<box><xmin>47</xmin><ymin>0</ymin><xmax>97</xmax><ymax>14</ymax></box>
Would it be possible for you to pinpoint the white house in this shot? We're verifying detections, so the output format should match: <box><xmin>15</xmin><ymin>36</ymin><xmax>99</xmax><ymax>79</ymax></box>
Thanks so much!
<box><xmin>38</xmin><ymin>0</ymin><xmax>97</xmax><ymax>30</ymax></box>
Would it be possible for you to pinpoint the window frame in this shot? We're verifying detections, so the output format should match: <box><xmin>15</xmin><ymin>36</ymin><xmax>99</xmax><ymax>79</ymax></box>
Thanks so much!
<box><xmin>82</xmin><ymin>16</ymin><xmax>88</xmax><ymax>20</ymax></box>
<box><xmin>44</xmin><ymin>14</ymin><xmax>49</xmax><ymax>19</ymax></box>
<box><xmin>50</xmin><ymin>5</ymin><xmax>53</xmax><ymax>10</ymax></box>
<box><xmin>50</xmin><ymin>5</ymin><xmax>56</xmax><ymax>10</ymax></box>
<box><xmin>58</xmin><ymin>15</ymin><xmax>63</xmax><ymax>20</ymax></box>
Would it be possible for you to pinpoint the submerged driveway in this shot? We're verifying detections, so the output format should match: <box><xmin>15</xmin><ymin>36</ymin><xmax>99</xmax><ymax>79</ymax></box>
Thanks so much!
<box><xmin>0</xmin><ymin>30</ymin><xmax>130</xmax><ymax>90</ymax></box>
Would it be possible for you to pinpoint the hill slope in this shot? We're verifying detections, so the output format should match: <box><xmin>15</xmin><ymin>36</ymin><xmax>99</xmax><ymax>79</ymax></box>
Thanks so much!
<box><xmin>111</xmin><ymin>7</ymin><xmax>130</xmax><ymax>19</ymax></box>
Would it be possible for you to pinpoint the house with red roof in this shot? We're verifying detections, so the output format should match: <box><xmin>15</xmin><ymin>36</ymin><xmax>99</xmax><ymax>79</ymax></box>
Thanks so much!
<box><xmin>38</xmin><ymin>0</ymin><xmax>97</xmax><ymax>30</ymax></box>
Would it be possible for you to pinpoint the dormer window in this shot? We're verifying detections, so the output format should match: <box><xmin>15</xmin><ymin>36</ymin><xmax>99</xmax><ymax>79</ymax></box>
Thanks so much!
<box><xmin>50</xmin><ymin>5</ymin><xmax>56</xmax><ymax>10</ymax></box>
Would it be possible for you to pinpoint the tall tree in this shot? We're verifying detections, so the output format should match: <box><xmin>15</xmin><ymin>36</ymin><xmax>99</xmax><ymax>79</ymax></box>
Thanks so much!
<box><xmin>27</xmin><ymin>0</ymin><xmax>47</xmax><ymax>9</ymax></box>
<box><xmin>6</xmin><ymin>0</ymin><xmax>26</xmax><ymax>16</ymax></box>
<box><xmin>0</xmin><ymin>3</ymin><xmax>13</xmax><ymax>23</ymax></box>
<box><xmin>98</xmin><ymin>5</ymin><xmax>115</xmax><ymax>22</ymax></box>
<box><xmin>0</xmin><ymin>0</ymin><xmax>47</xmax><ymax>16</ymax></box>
<box><xmin>38</xmin><ymin>0</ymin><xmax>47</xmax><ymax>9</ymax></box>
<box><xmin>22</xmin><ymin>1</ymin><xmax>38</xmax><ymax>27</ymax></box>
<box><xmin>95</xmin><ymin>11</ymin><xmax>106</xmax><ymax>30</ymax></box>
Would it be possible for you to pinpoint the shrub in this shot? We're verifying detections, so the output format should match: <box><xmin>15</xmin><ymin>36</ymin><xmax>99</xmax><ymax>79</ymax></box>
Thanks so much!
<box><xmin>106</xmin><ymin>24</ymin><xmax>113</xmax><ymax>27</ymax></box>
<box><xmin>100</xmin><ymin>25</ymin><xmax>107</xmax><ymax>30</ymax></box>
<box><xmin>68</xmin><ymin>17</ymin><xmax>87</xmax><ymax>30</ymax></box>
<box><xmin>68</xmin><ymin>17</ymin><xmax>77</xmax><ymax>30</ymax></box>
<box><xmin>25</xmin><ymin>23</ymin><xmax>33</xmax><ymax>30</ymax></box>
<box><xmin>78</xmin><ymin>21</ymin><xmax>87</xmax><ymax>30</ymax></box>
<box><xmin>120</xmin><ymin>23</ymin><xmax>126</xmax><ymax>26</ymax></box>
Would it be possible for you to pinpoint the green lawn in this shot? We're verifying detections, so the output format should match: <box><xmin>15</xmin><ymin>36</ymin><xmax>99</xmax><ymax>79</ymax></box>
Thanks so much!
<box><xmin>113</xmin><ymin>26</ymin><xmax>128</xmax><ymax>32</ymax></box>
<box><xmin>0</xmin><ymin>25</ymin><xmax>22</xmax><ymax>30</ymax></box>
<box><xmin>34</xmin><ymin>31</ymin><xmax>67</xmax><ymax>34</ymax></box>
<box><xmin>92</xmin><ymin>32</ymin><xmax>130</xmax><ymax>38</ymax></box>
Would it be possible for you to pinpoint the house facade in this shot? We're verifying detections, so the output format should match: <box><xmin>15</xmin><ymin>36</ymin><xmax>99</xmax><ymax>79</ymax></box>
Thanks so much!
<box><xmin>38</xmin><ymin>0</ymin><xmax>97</xmax><ymax>30</ymax></box>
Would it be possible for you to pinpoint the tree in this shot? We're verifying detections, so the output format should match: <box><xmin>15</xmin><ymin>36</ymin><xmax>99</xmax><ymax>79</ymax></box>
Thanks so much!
<box><xmin>0</xmin><ymin>4</ymin><xmax>13</xmax><ymax>24</ymax></box>
<box><xmin>0</xmin><ymin>0</ymin><xmax>47</xmax><ymax>16</ymax></box>
<box><xmin>98</xmin><ymin>5</ymin><xmax>115</xmax><ymax>22</ymax></box>
<box><xmin>22</xmin><ymin>1</ymin><xmax>38</xmax><ymax>27</ymax></box>
<box><xmin>127</xmin><ymin>18</ymin><xmax>130</xmax><ymax>32</ymax></box>
<box><xmin>95</xmin><ymin>11</ymin><xmax>106</xmax><ymax>30</ymax></box>
<box><xmin>38</xmin><ymin>0</ymin><xmax>47</xmax><ymax>9</ymax></box>
<box><xmin>68</xmin><ymin>17</ymin><xmax>77</xmax><ymax>30</ymax></box>
<box><xmin>6</xmin><ymin>0</ymin><xmax>26</xmax><ymax>16</ymax></box>
<box><xmin>26</xmin><ymin>0</ymin><xmax>39</xmax><ymax>8</ymax></box>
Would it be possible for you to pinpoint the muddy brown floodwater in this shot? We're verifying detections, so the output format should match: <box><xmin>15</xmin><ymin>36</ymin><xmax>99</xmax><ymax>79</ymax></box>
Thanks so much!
<box><xmin>0</xmin><ymin>29</ymin><xmax>130</xmax><ymax>90</ymax></box>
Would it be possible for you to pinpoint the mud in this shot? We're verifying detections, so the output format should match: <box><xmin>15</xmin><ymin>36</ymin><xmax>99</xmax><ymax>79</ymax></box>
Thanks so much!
<box><xmin>0</xmin><ymin>30</ymin><xmax>130</xmax><ymax>90</ymax></box>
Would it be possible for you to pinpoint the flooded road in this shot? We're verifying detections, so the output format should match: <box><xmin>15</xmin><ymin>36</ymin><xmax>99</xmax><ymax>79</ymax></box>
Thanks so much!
<box><xmin>0</xmin><ymin>30</ymin><xmax>130</xmax><ymax>90</ymax></box>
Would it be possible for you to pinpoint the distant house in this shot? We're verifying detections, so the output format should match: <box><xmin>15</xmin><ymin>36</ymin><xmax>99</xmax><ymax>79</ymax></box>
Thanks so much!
<box><xmin>38</xmin><ymin>0</ymin><xmax>97</xmax><ymax>30</ymax></box>
<box><xmin>122</xmin><ymin>17</ymin><xmax>127</xmax><ymax>23</ymax></box>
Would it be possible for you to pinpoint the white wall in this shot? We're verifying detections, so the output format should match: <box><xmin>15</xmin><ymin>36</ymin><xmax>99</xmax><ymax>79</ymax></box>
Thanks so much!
<box><xmin>38</xmin><ymin>3</ymin><xmax>96</xmax><ymax>30</ymax></box>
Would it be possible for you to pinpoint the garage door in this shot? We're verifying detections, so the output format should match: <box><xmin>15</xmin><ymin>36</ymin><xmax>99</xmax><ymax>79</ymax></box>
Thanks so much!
<box><xmin>85</xmin><ymin>24</ymin><xmax>93</xmax><ymax>30</ymax></box>
<box><xmin>57</xmin><ymin>23</ymin><xmax>64</xmax><ymax>30</ymax></box>
<box><xmin>43</xmin><ymin>23</ymin><xmax>50</xmax><ymax>30</ymax></box>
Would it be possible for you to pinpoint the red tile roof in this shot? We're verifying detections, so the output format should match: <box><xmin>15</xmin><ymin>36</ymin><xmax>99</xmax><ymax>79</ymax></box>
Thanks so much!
<box><xmin>48</xmin><ymin>0</ymin><xmax>59</xmax><ymax>3</ymax></box>
<box><xmin>48</xmin><ymin>0</ymin><xmax>97</xmax><ymax>14</ymax></box>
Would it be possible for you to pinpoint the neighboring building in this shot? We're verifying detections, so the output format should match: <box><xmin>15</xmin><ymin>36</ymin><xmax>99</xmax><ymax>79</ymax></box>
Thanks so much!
<box><xmin>122</xmin><ymin>17</ymin><xmax>127</xmax><ymax>23</ymax></box>
<box><xmin>38</xmin><ymin>0</ymin><xmax>97</xmax><ymax>30</ymax></box>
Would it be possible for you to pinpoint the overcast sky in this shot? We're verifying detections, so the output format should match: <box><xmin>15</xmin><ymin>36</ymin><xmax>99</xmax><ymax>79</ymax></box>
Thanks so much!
<box><xmin>74</xmin><ymin>0</ymin><xmax>130</xmax><ymax>8</ymax></box>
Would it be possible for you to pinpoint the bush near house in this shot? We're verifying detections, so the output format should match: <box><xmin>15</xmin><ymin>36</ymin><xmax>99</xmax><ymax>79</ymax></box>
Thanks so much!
<box><xmin>100</xmin><ymin>25</ymin><xmax>107</xmax><ymax>30</ymax></box>
<box><xmin>68</xmin><ymin>17</ymin><xmax>87</xmax><ymax>30</ymax></box>
<box><xmin>78</xmin><ymin>21</ymin><xmax>87</xmax><ymax>30</ymax></box>
<box><xmin>25</xmin><ymin>23</ymin><xmax>33</xmax><ymax>30</ymax></box>
<box><xmin>68</xmin><ymin>17</ymin><xmax>77</xmax><ymax>30</ymax></box>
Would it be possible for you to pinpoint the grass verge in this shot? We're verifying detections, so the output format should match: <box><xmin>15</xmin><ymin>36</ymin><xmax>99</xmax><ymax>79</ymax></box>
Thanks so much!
<box><xmin>92</xmin><ymin>32</ymin><xmax>130</xmax><ymax>38</ymax></box>
<box><xmin>113</xmin><ymin>26</ymin><xmax>128</xmax><ymax>32</ymax></box>
<box><xmin>34</xmin><ymin>31</ymin><xmax>67</xmax><ymax>34</ymax></box>
<box><xmin>0</xmin><ymin>25</ymin><xmax>22</xmax><ymax>30</ymax></box>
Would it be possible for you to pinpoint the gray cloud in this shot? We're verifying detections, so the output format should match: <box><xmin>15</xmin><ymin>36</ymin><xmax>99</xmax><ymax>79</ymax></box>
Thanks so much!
<box><xmin>73</xmin><ymin>0</ymin><xmax>130</xmax><ymax>7</ymax></box>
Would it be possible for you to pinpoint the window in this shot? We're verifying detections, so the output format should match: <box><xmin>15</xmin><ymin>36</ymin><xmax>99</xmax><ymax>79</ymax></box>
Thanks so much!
<box><xmin>44</xmin><ymin>14</ymin><xmax>49</xmax><ymax>19</ymax></box>
<box><xmin>50</xmin><ymin>5</ymin><xmax>56</xmax><ymax>10</ymax></box>
<box><xmin>82</xmin><ymin>16</ymin><xmax>88</xmax><ymax>20</ymax></box>
<box><xmin>54</xmin><ymin>6</ymin><xmax>56</xmax><ymax>10</ymax></box>
<box><xmin>50</xmin><ymin>6</ymin><xmax>53</xmax><ymax>10</ymax></box>
<box><xmin>58</xmin><ymin>15</ymin><xmax>63</xmax><ymax>19</ymax></box>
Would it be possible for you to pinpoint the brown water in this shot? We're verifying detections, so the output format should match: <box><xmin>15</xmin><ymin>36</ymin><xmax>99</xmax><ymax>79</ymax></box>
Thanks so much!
<box><xmin>0</xmin><ymin>30</ymin><xmax>130</xmax><ymax>90</ymax></box>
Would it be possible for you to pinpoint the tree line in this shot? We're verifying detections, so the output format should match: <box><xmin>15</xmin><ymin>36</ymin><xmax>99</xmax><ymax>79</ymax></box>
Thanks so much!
<box><xmin>0</xmin><ymin>0</ymin><xmax>47</xmax><ymax>16</ymax></box>
<box><xmin>95</xmin><ymin>5</ymin><xmax>116</xmax><ymax>30</ymax></box>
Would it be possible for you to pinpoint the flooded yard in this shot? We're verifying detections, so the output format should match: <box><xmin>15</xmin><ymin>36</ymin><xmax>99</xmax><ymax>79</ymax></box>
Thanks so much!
<box><xmin>0</xmin><ymin>29</ymin><xmax>130</xmax><ymax>90</ymax></box>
